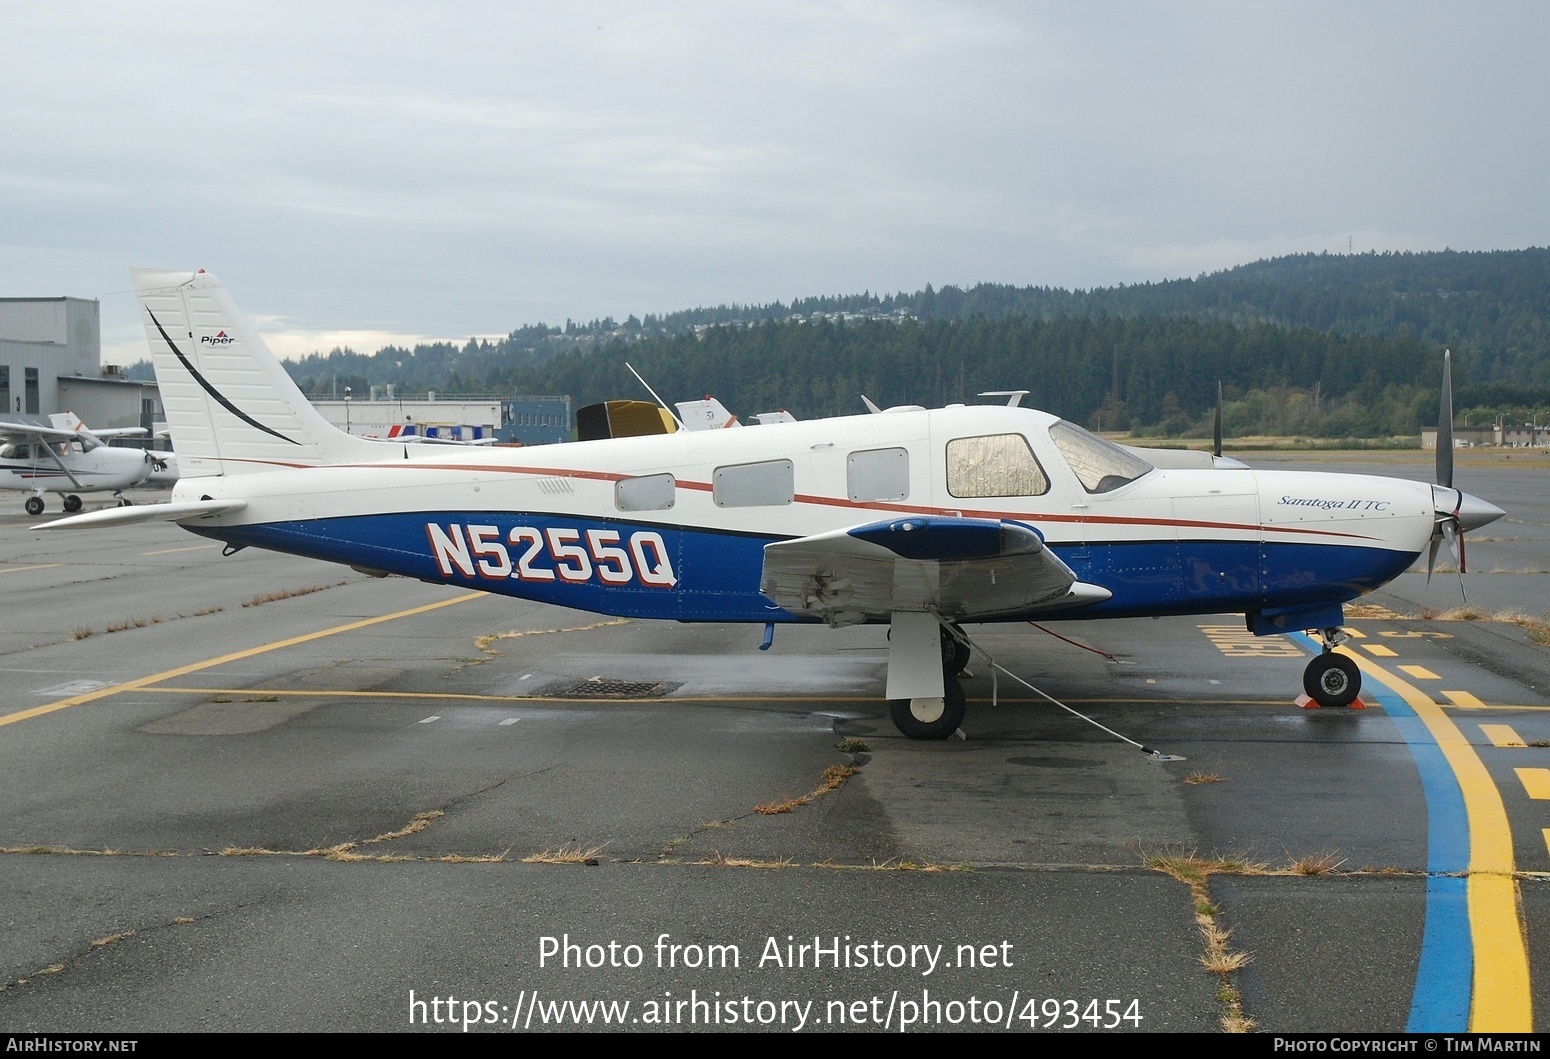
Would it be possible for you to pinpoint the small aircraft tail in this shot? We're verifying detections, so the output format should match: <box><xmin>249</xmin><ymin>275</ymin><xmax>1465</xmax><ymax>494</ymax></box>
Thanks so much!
<box><xmin>130</xmin><ymin>269</ymin><xmax>385</xmax><ymax>477</ymax></box>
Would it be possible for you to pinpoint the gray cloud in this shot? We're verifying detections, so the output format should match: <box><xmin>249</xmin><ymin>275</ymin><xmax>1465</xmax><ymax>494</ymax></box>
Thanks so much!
<box><xmin>2</xmin><ymin>2</ymin><xmax>1545</xmax><ymax>360</ymax></box>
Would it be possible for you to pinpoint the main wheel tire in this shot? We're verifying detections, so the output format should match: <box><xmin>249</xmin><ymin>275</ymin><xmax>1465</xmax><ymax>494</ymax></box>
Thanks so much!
<box><xmin>1304</xmin><ymin>653</ymin><xmax>1361</xmax><ymax>708</ymax></box>
<box><xmin>24</xmin><ymin>496</ymin><xmax>44</xmax><ymax>516</ymax></box>
<box><xmin>888</xmin><ymin>675</ymin><xmax>967</xmax><ymax>740</ymax></box>
<box><xmin>63</xmin><ymin>494</ymin><xmax>82</xmax><ymax>513</ymax></box>
<box><xmin>940</xmin><ymin>625</ymin><xmax>971</xmax><ymax>675</ymax></box>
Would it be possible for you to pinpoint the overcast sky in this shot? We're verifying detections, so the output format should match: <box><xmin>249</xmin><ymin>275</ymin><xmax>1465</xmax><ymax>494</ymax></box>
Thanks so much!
<box><xmin>3</xmin><ymin>2</ymin><xmax>1547</xmax><ymax>363</ymax></box>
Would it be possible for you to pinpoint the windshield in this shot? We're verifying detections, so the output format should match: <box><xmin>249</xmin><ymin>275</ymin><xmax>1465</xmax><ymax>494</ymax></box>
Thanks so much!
<box><xmin>1049</xmin><ymin>420</ymin><xmax>1153</xmax><ymax>493</ymax></box>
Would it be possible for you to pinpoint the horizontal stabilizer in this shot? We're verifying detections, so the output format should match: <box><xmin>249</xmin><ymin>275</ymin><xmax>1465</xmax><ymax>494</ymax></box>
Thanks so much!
<box><xmin>34</xmin><ymin>499</ymin><xmax>247</xmax><ymax>531</ymax></box>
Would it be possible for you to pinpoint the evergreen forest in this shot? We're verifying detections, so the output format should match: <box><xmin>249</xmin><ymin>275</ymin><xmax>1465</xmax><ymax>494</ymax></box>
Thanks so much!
<box><xmin>136</xmin><ymin>247</ymin><xmax>1550</xmax><ymax>439</ymax></box>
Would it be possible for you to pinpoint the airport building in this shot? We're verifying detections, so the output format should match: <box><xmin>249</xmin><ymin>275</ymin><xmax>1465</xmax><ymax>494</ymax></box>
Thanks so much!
<box><xmin>311</xmin><ymin>393</ymin><xmax>573</xmax><ymax>444</ymax></box>
<box><xmin>1422</xmin><ymin>422</ymin><xmax>1546</xmax><ymax>448</ymax></box>
<box><xmin>0</xmin><ymin>296</ymin><xmax>163</xmax><ymax>433</ymax></box>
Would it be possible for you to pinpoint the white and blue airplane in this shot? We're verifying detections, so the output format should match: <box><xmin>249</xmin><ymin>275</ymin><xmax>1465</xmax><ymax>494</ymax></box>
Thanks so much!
<box><xmin>39</xmin><ymin>268</ymin><xmax>1504</xmax><ymax>738</ymax></box>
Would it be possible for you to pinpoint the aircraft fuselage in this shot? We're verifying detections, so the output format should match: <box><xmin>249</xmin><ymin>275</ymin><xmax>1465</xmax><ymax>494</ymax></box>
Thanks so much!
<box><xmin>171</xmin><ymin>405</ymin><xmax>1436</xmax><ymax>625</ymax></box>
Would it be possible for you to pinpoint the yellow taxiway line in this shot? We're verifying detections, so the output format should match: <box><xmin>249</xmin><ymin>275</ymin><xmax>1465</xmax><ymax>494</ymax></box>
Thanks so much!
<box><xmin>0</xmin><ymin>593</ymin><xmax>483</xmax><ymax>730</ymax></box>
<box><xmin>1341</xmin><ymin>647</ymin><xmax>1533</xmax><ymax>1032</ymax></box>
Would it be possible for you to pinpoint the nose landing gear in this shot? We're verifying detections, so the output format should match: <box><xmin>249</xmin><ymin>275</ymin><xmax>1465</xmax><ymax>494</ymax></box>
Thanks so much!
<box><xmin>1303</xmin><ymin>627</ymin><xmax>1362</xmax><ymax>708</ymax></box>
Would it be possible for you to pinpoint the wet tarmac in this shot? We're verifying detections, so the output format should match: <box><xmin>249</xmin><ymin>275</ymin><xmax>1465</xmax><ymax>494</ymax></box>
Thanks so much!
<box><xmin>0</xmin><ymin>462</ymin><xmax>1547</xmax><ymax>1033</ymax></box>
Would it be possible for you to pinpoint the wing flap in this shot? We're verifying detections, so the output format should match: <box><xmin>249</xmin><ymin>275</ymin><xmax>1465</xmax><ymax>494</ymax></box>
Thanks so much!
<box><xmin>761</xmin><ymin>516</ymin><xmax>1109</xmax><ymax>623</ymax></box>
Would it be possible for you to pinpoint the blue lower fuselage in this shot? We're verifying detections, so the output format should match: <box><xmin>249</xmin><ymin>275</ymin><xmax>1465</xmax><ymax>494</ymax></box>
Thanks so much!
<box><xmin>201</xmin><ymin>510</ymin><xmax>1419</xmax><ymax>624</ymax></box>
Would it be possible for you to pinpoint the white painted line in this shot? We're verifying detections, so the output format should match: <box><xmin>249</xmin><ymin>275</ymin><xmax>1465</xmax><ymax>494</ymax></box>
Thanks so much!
<box><xmin>418</xmin><ymin>715</ymin><xmax>441</xmax><ymax>724</ymax></box>
<box><xmin>34</xmin><ymin>680</ymin><xmax>112</xmax><ymax>697</ymax></box>
<box><xmin>499</xmin><ymin>717</ymin><xmax>519</xmax><ymax>726</ymax></box>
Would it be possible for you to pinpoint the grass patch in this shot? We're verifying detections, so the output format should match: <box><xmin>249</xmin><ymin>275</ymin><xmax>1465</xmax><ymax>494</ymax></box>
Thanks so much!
<box><xmin>90</xmin><ymin>931</ymin><xmax>135</xmax><ymax>949</ymax></box>
<box><xmin>836</xmin><ymin>737</ymin><xmax>870</xmax><ymax>753</ymax></box>
<box><xmin>473</xmin><ymin>617</ymin><xmax>632</xmax><ymax>655</ymax></box>
<box><xmin>72</xmin><ymin>626</ymin><xmax>94</xmax><ymax>640</ymax></box>
<box><xmin>1142</xmin><ymin>847</ymin><xmax>1259</xmax><ymax>1032</ymax></box>
<box><xmin>1418</xmin><ymin>605</ymin><xmax>1550</xmax><ymax>646</ymax></box>
<box><xmin>1345</xmin><ymin>602</ymin><xmax>1410</xmax><ymax>620</ymax></box>
<box><xmin>242</xmin><ymin>583</ymin><xmax>341</xmax><ymax>608</ymax></box>
<box><xmin>1182</xmin><ymin>771</ymin><xmax>1223</xmax><ymax>785</ymax></box>
<box><xmin>521</xmin><ymin>844</ymin><xmax>604</xmax><ymax>865</ymax></box>
<box><xmin>864</xmin><ymin>857</ymin><xmax>970</xmax><ymax>873</ymax></box>
<box><xmin>1289</xmin><ymin>851</ymin><xmax>1345</xmax><ymax>876</ymax></box>
<box><xmin>753</xmin><ymin>763</ymin><xmax>862</xmax><ymax>816</ymax></box>
<box><xmin>361</xmin><ymin>810</ymin><xmax>444</xmax><ymax>846</ymax></box>
<box><xmin>696</xmin><ymin>852</ymin><xmax>795</xmax><ymax>869</ymax></box>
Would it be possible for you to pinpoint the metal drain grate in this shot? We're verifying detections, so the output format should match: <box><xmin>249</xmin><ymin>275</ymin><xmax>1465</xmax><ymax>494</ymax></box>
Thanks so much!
<box><xmin>552</xmin><ymin>678</ymin><xmax>680</xmax><ymax>699</ymax></box>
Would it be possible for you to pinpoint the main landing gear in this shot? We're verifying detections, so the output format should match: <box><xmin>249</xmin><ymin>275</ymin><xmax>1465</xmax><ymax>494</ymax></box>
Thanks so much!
<box><xmin>1303</xmin><ymin>626</ymin><xmax>1361</xmax><ymax>708</ymax></box>
<box><xmin>63</xmin><ymin>494</ymin><xmax>82</xmax><ymax>513</ymax></box>
<box><xmin>24</xmin><ymin>495</ymin><xmax>44</xmax><ymax>516</ymax></box>
<box><xmin>885</xmin><ymin>615</ymin><xmax>970</xmax><ymax>740</ymax></box>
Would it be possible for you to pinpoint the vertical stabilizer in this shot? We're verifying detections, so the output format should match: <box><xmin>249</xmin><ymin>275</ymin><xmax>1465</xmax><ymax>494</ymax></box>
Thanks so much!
<box><xmin>130</xmin><ymin>269</ymin><xmax>385</xmax><ymax>476</ymax></box>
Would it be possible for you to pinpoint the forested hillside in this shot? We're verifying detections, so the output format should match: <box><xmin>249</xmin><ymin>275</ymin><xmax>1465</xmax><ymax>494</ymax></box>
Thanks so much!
<box><xmin>128</xmin><ymin>248</ymin><xmax>1550</xmax><ymax>437</ymax></box>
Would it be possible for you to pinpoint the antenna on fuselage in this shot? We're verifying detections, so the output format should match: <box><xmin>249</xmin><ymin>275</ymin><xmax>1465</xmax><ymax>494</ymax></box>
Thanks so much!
<box><xmin>625</xmin><ymin>362</ymin><xmax>685</xmax><ymax>430</ymax></box>
<box><xmin>1213</xmin><ymin>381</ymin><xmax>1223</xmax><ymax>459</ymax></box>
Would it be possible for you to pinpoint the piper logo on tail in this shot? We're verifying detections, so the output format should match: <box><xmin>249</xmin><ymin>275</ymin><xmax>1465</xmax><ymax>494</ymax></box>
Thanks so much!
<box><xmin>200</xmin><ymin>330</ymin><xmax>235</xmax><ymax>345</ymax></box>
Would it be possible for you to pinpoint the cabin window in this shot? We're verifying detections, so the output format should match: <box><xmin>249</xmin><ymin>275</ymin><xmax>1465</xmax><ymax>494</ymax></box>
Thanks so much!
<box><xmin>847</xmin><ymin>447</ymin><xmax>910</xmax><ymax>502</ymax></box>
<box><xmin>1</xmin><ymin>443</ymin><xmax>27</xmax><ymax>460</ymax></box>
<box><xmin>1049</xmin><ymin>420</ymin><xmax>1153</xmax><ymax>493</ymax></box>
<box><xmin>946</xmin><ymin>434</ymin><xmax>1049</xmax><ymax>497</ymax></box>
<box><xmin>713</xmin><ymin>459</ymin><xmax>794</xmax><ymax>507</ymax></box>
<box><xmin>615</xmin><ymin>472</ymin><xmax>676</xmax><ymax>511</ymax></box>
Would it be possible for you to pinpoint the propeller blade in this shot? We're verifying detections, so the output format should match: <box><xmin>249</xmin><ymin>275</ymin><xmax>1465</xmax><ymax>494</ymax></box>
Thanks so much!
<box><xmin>1436</xmin><ymin>349</ymin><xmax>1453</xmax><ymax>490</ymax></box>
<box><xmin>1426</xmin><ymin>534</ymin><xmax>1441</xmax><ymax>585</ymax></box>
<box><xmin>1213</xmin><ymin>381</ymin><xmax>1223</xmax><ymax>459</ymax></box>
<box><xmin>1441</xmin><ymin>519</ymin><xmax>1461</xmax><ymax>572</ymax></box>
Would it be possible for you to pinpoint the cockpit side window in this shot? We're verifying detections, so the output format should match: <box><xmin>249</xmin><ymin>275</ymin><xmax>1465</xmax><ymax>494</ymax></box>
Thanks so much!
<box><xmin>946</xmin><ymin>434</ymin><xmax>1049</xmax><ymax>498</ymax></box>
<box><xmin>1049</xmin><ymin>420</ymin><xmax>1153</xmax><ymax>493</ymax></box>
<box><xmin>1</xmin><ymin>444</ymin><xmax>28</xmax><ymax>459</ymax></box>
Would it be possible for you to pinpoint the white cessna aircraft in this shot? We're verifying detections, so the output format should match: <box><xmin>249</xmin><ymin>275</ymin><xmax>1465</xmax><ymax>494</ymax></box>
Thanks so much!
<box><xmin>1</xmin><ymin>412</ymin><xmax>173</xmax><ymax>515</ymax></box>
<box><xmin>40</xmin><ymin>268</ymin><xmax>1503</xmax><ymax>739</ymax></box>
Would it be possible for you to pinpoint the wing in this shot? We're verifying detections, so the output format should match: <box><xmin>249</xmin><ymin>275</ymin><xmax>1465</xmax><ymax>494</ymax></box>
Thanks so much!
<box><xmin>760</xmin><ymin>516</ymin><xmax>1110</xmax><ymax>625</ymax></box>
<box><xmin>0</xmin><ymin>420</ymin><xmax>79</xmax><ymax>443</ymax></box>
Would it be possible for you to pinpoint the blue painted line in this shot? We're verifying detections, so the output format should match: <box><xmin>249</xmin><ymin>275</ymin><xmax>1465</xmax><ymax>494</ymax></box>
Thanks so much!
<box><xmin>1290</xmin><ymin>633</ymin><xmax>1471</xmax><ymax>1031</ymax></box>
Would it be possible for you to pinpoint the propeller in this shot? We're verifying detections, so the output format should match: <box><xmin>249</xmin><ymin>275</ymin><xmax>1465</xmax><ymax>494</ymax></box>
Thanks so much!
<box><xmin>1426</xmin><ymin>349</ymin><xmax>1504</xmax><ymax>590</ymax></box>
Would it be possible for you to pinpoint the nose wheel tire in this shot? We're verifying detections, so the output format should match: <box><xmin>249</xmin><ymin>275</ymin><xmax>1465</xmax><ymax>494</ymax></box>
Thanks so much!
<box><xmin>24</xmin><ymin>496</ymin><xmax>44</xmax><ymax>516</ymax></box>
<box><xmin>888</xmin><ymin>673</ymin><xmax>967</xmax><ymax>740</ymax></box>
<box><xmin>1304</xmin><ymin>652</ymin><xmax>1361</xmax><ymax>708</ymax></box>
